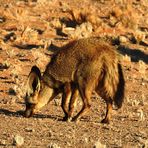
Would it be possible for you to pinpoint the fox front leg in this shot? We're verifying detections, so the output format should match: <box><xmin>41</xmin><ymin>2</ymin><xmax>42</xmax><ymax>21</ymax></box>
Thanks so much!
<box><xmin>61</xmin><ymin>83</ymin><xmax>72</xmax><ymax>121</ymax></box>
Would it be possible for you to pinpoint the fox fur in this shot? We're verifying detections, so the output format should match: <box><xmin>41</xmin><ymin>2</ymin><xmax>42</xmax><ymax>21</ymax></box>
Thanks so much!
<box><xmin>24</xmin><ymin>37</ymin><xmax>125</xmax><ymax>123</ymax></box>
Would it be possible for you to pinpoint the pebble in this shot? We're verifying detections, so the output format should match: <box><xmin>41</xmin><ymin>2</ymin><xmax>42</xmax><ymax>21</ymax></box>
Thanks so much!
<box><xmin>94</xmin><ymin>140</ymin><xmax>106</xmax><ymax>148</ymax></box>
<box><xmin>0</xmin><ymin>140</ymin><xmax>6</xmax><ymax>145</ymax></box>
<box><xmin>62</xmin><ymin>22</ymin><xmax>93</xmax><ymax>38</ymax></box>
<box><xmin>13</xmin><ymin>135</ymin><xmax>24</xmax><ymax>146</ymax></box>
<box><xmin>119</xmin><ymin>36</ymin><xmax>128</xmax><ymax>43</ymax></box>
<box><xmin>25</xmin><ymin>127</ymin><xmax>34</xmax><ymax>132</ymax></box>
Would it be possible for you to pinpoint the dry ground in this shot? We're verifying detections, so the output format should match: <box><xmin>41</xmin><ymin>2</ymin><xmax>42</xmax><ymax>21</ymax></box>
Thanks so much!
<box><xmin>0</xmin><ymin>0</ymin><xmax>148</xmax><ymax>147</ymax></box>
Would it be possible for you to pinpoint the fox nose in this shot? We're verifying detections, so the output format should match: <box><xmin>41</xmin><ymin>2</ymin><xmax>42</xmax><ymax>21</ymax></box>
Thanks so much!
<box><xmin>24</xmin><ymin>108</ymin><xmax>34</xmax><ymax>118</ymax></box>
<box><xmin>24</xmin><ymin>103</ymin><xmax>35</xmax><ymax>118</ymax></box>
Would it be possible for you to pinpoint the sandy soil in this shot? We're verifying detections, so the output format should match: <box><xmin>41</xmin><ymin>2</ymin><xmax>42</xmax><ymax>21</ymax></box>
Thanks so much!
<box><xmin>0</xmin><ymin>0</ymin><xmax>148</xmax><ymax>147</ymax></box>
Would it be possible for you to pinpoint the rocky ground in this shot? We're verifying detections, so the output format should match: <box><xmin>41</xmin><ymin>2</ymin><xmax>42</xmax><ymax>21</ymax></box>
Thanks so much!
<box><xmin>0</xmin><ymin>0</ymin><xmax>148</xmax><ymax>147</ymax></box>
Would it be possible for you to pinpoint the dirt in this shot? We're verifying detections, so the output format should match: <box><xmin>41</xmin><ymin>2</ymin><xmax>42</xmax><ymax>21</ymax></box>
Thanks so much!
<box><xmin>0</xmin><ymin>0</ymin><xmax>148</xmax><ymax>147</ymax></box>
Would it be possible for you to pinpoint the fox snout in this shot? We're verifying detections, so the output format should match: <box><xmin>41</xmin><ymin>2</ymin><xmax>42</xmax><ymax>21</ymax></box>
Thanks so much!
<box><xmin>24</xmin><ymin>103</ymin><xmax>35</xmax><ymax>118</ymax></box>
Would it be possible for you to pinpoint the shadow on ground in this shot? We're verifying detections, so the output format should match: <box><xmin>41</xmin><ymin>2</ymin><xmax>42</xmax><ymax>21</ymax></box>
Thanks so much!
<box><xmin>0</xmin><ymin>108</ymin><xmax>61</xmax><ymax>120</ymax></box>
<box><xmin>118</xmin><ymin>45</ymin><xmax>148</xmax><ymax>64</ymax></box>
<box><xmin>13</xmin><ymin>44</ymin><xmax>44</xmax><ymax>50</ymax></box>
<box><xmin>0</xmin><ymin>109</ymin><xmax>24</xmax><ymax>117</ymax></box>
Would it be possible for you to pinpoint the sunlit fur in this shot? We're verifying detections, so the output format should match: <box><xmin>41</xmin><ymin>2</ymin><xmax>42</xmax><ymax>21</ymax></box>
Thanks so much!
<box><xmin>24</xmin><ymin>37</ymin><xmax>125</xmax><ymax>123</ymax></box>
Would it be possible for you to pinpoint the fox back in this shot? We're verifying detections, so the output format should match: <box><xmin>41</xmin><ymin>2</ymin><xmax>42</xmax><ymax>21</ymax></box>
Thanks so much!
<box><xmin>43</xmin><ymin>37</ymin><xmax>119</xmax><ymax>87</ymax></box>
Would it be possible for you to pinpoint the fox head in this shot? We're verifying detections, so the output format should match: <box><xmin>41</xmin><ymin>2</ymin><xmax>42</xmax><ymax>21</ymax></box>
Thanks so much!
<box><xmin>24</xmin><ymin>66</ymin><xmax>55</xmax><ymax>118</ymax></box>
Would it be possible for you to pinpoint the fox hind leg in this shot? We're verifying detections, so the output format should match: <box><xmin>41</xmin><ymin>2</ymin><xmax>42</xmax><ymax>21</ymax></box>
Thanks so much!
<box><xmin>101</xmin><ymin>98</ymin><xmax>113</xmax><ymax>124</ymax></box>
<box><xmin>72</xmin><ymin>81</ymin><xmax>93</xmax><ymax>122</ymax></box>
<box><xmin>67</xmin><ymin>88</ymin><xmax>79</xmax><ymax>122</ymax></box>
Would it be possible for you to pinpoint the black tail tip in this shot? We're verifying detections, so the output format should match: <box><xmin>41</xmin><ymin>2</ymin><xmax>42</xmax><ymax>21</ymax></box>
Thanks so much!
<box><xmin>114</xmin><ymin>63</ymin><xmax>125</xmax><ymax>109</ymax></box>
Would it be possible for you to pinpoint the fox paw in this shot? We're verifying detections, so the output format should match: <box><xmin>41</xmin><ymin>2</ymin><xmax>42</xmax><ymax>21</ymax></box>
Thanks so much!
<box><xmin>62</xmin><ymin>115</ymin><xmax>68</xmax><ymax>121</ymax></box>
<box><xmin>101</xmin><ymin>119</ymin><xmax>110</xmax><ymax>124</ymax></box>
<box><xmin>71</xmin><ymin>117</ymin><xmax>79</xmax><ymax>123</ymax></box>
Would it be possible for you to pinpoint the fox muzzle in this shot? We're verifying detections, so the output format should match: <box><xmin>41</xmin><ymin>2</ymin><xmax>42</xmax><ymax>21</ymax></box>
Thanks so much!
<box><xmin>24</xmin><ymin>103</ymin><xmax>36</xmax><ymax>118</ymax></box>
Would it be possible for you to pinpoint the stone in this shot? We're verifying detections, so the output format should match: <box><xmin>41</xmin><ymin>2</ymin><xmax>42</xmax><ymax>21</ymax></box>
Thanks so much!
<box><xmin>13</xmin><ymin>135</ymin><xmax>24</xmax><ymax>146</ymax></box>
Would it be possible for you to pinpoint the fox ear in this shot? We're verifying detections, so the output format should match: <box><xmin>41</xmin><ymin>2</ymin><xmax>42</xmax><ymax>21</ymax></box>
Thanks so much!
<box><xmin>26</xmin><ymin>66</ymin><xmax>41</xmax><ymax>95</ymax></box>
<box><xmin>31</xmin><ymin>66</ymin><xmax>41</xmax><ymax>80</ymax></box>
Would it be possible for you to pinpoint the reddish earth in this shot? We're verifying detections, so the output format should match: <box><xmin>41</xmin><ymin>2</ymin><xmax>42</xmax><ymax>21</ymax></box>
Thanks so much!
<box><xmin>0</xmin><ymin>0</ymin><xmax>148</xmax><ymax>147</ymax></box>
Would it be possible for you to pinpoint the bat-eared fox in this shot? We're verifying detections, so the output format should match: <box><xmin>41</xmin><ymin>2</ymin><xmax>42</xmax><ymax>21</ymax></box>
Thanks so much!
<box><xmin>24</xmin><ymin>37</ymin><xmax>125</xmax><ymax>124</ymax></box>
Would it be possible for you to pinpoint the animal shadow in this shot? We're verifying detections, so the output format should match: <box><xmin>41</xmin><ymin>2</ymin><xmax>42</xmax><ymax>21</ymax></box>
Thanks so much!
<box><xmin>118</xmin><ymin>45</ymin><xmax>148</xmax><ymax>64</ymax></box>
<box><xmin>0</xmin><ymin>109</ymin><xmax>23</xmax><ymax>117</ymax></box>
<box><xmin>0</xmin><ymin>108</ymin><xmax>61</xmax><ymax>120</ymax></box>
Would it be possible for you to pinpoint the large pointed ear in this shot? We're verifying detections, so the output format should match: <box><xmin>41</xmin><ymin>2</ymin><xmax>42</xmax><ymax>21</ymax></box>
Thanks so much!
<box><xmin>31</xmin><ymin>66</ymin><xmax>41</xmax><ymax>80</ymax></box>
<box><xmin>26</xmin><ymin>66</ymin><xmax>41</xmax><ymax>95</ymax></box>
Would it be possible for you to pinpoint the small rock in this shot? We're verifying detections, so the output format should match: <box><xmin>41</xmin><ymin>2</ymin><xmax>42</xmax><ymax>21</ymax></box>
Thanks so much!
<box><xmin>62</xmin><ymin>27</ymin><xmax>75</xmax><ymax>36</ymax></box>
<box><xmin>48</xmin><ymin>143</ymin><xmax>60</xmax><ymax>148</ymax></box>
<box><xmin>115</xmin><ymin>0</ymin><xmax>124</xmax><ymax>4</ymax></box>
<box><xmin>75</xmin><ymin>22</ymin><xmax>93</xmax><ymax>38</ymax></box>
<box><xmin>25</xmin><ymin>127</ymin><xmax>34</xmax><ymax>132</ymax></box>
<box><xmin>119</xmin><ymin>36</ymin><xmax>128</xmax><ymax>43</ymax></box>
<box><xmin>50</xmin><ymin>18</ymin><xmax>62</xmax><ymax>28</ymax></box>
<box><xmin>37</xmin><ymin>0</ymin><xmax>48</xmax><ymax>4</ymax></box>
<box><xmin>94</xmin><ymin>140</ymin><xmax>106</xmax><ymax>148</ymax></box>
<box><xmin>62</xmin><ymin>22</ymin><xmax>93</xmax><ymax>38</ymax></box>
<box><xmin>123</xmin><ymin>54</ymin><xmax>131</xmax><ymax>62</ymax></box>
<box><xmin>138</xmin><ymin>60</ymin><xmax>146</xmax><ymax>74</ymax></box>
<box><xmin>13</xmin><ymin>135</ymin><xmax>24</xmax><ymax>146</ymax></box>
<box><xmin>135</xmin><ymin>30</ymin><xmax>146</xmax><ymax>43</ymax></box>
<box><xmin>109</xmin><ymin>16</ymin><xmax>118</xmax><ymax>27</ymax></box>
<box><xmin>111</xmin><ymin>6</ymin><xmax>122</xmax><ymax>18</ymax></box>
<box><xmin>0</xmin><ymin>140</ymin><xmax>6</xmax><ymax>145</ymax></box>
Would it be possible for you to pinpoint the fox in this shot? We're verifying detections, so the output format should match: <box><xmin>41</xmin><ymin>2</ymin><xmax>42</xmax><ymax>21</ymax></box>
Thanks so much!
<box><xmin>24</xmin><ymin>37</ymin><xmax>125</xmax><ymax>124</ymax></box>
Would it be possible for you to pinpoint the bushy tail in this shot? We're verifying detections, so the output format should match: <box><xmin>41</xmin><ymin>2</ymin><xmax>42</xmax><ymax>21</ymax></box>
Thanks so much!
<box><xmin>114</xmin><ymin>63</ymin><xmax>125</xmax><ymax>108</ymax></box>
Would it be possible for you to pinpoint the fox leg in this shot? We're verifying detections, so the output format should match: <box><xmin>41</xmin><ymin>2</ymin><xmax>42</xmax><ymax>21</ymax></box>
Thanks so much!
<box><xmin>67</xmin><ymin>88</ymin><xmax>79</xmax><ymax>122</ymax></box>
<box><xmin>72</xmin><ymin>82</ymin><xmax>93</xmax><ymax>122</ymax></box>
<box><xmin>61</xmin><ymin>83</ymin><xmax>72</xmax><ymax>121</ymax></box>
<box><xmin>101</xmin><ymin>98</ymin><xmax>113</xmax><ymax>124</ymax></box>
